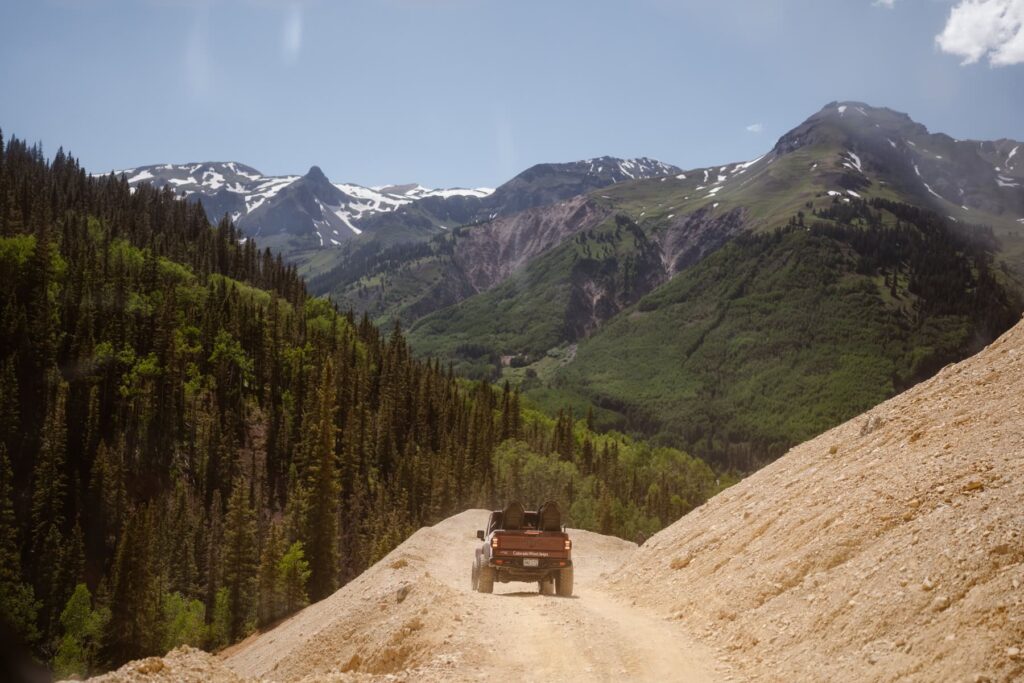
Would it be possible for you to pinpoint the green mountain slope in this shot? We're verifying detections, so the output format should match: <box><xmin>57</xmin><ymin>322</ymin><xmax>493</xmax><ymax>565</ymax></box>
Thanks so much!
<box><xmin>544</xmin><ymin>199</ymin><xmax>1018</xmax><ymax>469</ymax></box>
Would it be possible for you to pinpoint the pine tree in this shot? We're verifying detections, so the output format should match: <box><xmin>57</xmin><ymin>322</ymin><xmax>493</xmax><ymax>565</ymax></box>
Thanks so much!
<box><xmin>0</xmin><ymin>356</ymin><xmax>18</xmax><ymax>452</ymax></box>
<box><xmin>598</xmin><ymin>485</ymin><xmax>614</xmax><ymax>535</ymax></box>
<box><xmin>499</xmin><ymin>381</ymin><xmax>513</xmax><ymax>441</ymax></box>
<box><xmin>207</xmin><ymin>587</ymin><xmax>231</xmax><ymax>650</ymax></box>
<box><xmin>0</xmin><ymin>445</ymin><xmax>39</xmax><ymax>644</ymax></box>
<box><xmin>87</xmin><ymin>439</ymin><xmax>127</xmax><ymax>563</ymax></box>
<box><xmin>305</xmin><ymin>361</ymin><xmax>339</xmax><ymax>601</ymax></box>
<box><xmin>29</xmin><ymin>381</ymin><xmax>72</xmax><ymax>644</ymax></box>
<box><xmin>59</xmin><ymin>521</ymin><xmax>87</xmax><ymax>619</ymax></box>
<box><xmin>256</xmin><ymin>521</ymin><xmax>284</xmax><ymax>626</ymax></box>
<box><xmin>167</xmin><ymin>486</ymin><xmax>198</xmax><ymax>597</ymax></box>
<box><xmin>103</xmin><ymin>505</ymin><xmax>160</xmax><ymax>666</ymax></box>
<box><xmin>278</xmin><ymin>541</ymin><xmax>310</xmax><ymax>615</ymax></box>
<box><xmin>283</xmin><ymin>466</ymin><xmax>309</xmax><ymax>546</ymax></box>
<box><xmin>203</xmin><ymin>490</ymin><xmax>223</xmax><ymax>618</ymax></box>
<box><xmin>31</xmin><ymin>380</ymin><xmax>68</xmax><ymax>550</ymax></box>
<box><xmin>222</xmin><ymin>482</ymin><xmax>257</xmax><ymax>641</ymax></box>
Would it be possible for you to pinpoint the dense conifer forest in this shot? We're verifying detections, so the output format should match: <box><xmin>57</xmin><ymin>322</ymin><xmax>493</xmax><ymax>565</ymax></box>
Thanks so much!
<box><xmin>0</xmin><ymin>133</ymin><xmax>720</xmax><ymax>677</ymax></box>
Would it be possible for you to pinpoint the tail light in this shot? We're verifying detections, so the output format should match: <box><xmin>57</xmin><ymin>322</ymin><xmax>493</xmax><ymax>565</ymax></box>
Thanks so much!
<box><xmin>491</xmin><ymin>537</ymin><xmax>499</xmax><ymax>549</ymax></box>
<box><xmin>564</xmin><ymin>539</ymin><xmax>572</xmax><ymax>551</ymax></box>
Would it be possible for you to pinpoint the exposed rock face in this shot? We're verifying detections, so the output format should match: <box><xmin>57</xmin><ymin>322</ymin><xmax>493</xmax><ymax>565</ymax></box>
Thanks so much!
<box><xmin>452</xmin><ymin>196</ymin><xmax>612</xmax><ymax>293</ymax></box>
<box><xmin>656</xmin><ymin>206</ymin><xmax>749</xmax><ymax>276</ymax></box>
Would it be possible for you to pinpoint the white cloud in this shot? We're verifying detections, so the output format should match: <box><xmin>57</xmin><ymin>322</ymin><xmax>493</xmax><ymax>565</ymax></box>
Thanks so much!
<box><xmin>745</xmin><ymin>123</ymin><xmax>764</xmax><ymax>134</ymax></box>
<box><xmin>282</xmin><ymin>2</ymin><xmax>304</xmax><ymax>65</ymax></box>
<box><xmin>936</xmin><ymin>0</ymin><xmax>1024</xmax><ymax>66</ymax></box>
<box><xmin>874</xmin><ymin>0</ymin><xmax>896</xmax><ymax>8</ymax></box>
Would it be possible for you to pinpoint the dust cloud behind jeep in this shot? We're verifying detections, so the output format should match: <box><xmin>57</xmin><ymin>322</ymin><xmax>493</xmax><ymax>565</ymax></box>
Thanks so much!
<box><xmin>471</xmin><ymin>500</ymin><xmax>573</xmax><ymax>597</ymax></box>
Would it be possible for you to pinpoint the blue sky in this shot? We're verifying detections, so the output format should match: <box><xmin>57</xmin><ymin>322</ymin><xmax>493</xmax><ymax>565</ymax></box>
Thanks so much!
<box><xmin>1</xmin><ymin>0</ymin><xmax>1022</xmax><ymax>187</ymax></box>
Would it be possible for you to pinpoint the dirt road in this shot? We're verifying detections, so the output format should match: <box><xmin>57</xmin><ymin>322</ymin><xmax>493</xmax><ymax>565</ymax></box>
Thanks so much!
<box><xmin>222</xmin><ymin>509</ymin><xmax>730</xmax><ymax>682</ymax></box>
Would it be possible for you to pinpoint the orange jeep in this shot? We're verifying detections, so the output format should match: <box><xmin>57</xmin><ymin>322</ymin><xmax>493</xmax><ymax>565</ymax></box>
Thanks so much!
<box><xmin>472</xmin><ymin>500</ymin><xmax>573</xmax><ymax>597</ymax></box>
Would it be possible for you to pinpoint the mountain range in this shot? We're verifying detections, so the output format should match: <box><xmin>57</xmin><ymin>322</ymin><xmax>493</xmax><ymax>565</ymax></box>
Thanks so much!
<box><xmin>106</xmin><ymin>160</ymin><xmax>492</xmax><ymax>255</ymax></box>
<box><xmin>110</xmin><ymin>157</ymin><xmax>680</xmax><ymax>264</ymax></box>
<box><xmin>116</xmin><ymin>102</ymin><xmax>1024</xmax><ymax>469</ymax></box>
<box><xmin>310</xmin><ymin>101</ymin><xmax>1024</xmax><ymax>469</ymax></box>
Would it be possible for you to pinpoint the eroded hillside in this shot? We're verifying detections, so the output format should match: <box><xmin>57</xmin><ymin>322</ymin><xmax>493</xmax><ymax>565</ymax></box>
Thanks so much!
<box><xmin>610</xmin><ymin>316</ymin><xmax>1024</xmax><ymax>681</ymax></box>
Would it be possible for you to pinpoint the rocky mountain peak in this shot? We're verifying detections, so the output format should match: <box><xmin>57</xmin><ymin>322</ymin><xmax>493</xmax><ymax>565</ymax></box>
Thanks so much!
<box><xmin>305</xmin><ymin>165</ymin><xmax>328</xmax><ymax>182</ymax></box>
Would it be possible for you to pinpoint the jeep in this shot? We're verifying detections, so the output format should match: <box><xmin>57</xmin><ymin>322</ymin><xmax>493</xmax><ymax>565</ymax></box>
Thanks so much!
<box><xmin>471</xmin><ymin>500</ymin><xmax>573</xmax><ymax>597</ymax></box>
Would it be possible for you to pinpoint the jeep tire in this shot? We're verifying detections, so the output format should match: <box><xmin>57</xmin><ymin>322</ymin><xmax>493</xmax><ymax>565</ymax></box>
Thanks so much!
<box><xmin>476</xmin><ymin>561</ymin><xmax>494</xmax><ymax>593</ymax></box>
<box><xmin>555</xmin><ymin>567</ymin><xmax>573</xmax><ymax>597</ymax></box>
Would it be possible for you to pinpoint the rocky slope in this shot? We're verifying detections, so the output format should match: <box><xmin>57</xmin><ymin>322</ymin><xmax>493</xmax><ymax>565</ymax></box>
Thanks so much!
<box><xmin>609</xmin><ymin>315</ymin><xmax>1024</xmax><ymax>682</ymax></box>
<box><xmin>315</xmin><ymin>195</ymin><xmax>616</xmax><ymax>327</ymax></box>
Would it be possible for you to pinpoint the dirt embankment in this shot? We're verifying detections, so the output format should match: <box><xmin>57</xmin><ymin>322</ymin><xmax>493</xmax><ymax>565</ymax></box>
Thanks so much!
<box><xmin>610</xmin><ymin>318</ymin><xmax>1024</xmax><ymax>682</ymax></box>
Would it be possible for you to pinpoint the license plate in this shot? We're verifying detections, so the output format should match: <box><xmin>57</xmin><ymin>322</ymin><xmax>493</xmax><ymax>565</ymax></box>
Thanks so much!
<box><xmin>523</xmin><ymin>558</ymin><xmax>539</xmax><ymax>567</ymax></box>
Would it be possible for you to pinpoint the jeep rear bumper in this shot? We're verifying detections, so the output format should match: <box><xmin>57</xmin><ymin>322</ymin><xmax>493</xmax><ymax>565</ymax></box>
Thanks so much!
<box><xmin>489</xmin><ymin>556</ymin><xmax>571</xmax><ymax>581</ymax></box>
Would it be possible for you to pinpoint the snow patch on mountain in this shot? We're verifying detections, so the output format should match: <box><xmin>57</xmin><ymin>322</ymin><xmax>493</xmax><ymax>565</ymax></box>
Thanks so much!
<box><xmin>841</xmin><ymin>151</ymin><xmax>863</xmax><ymax>174</ymax></box>
<box><xmin>731</xmin><ymin>154</ymin><xmax>766</xmax><ymax>175</ymax></box>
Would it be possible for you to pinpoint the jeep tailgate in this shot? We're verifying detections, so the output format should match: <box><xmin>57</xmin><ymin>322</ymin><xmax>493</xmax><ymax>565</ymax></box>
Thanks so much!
<box><xmin>493</xmin><ymin>531</ymin><xmax>568</xmax><ymax>557</ymax></box>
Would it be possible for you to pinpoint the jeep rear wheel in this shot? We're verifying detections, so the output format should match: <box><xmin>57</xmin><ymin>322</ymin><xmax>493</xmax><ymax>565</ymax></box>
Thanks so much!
<box><xmin>555</xmin><ymin>567</ymin><xmax>573</xmax><ymax>597</ymax></box>
<box><xmin>476</xmin><ymin>562</ymin><xmax>494</xmax><ymax>593</ymax></box>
